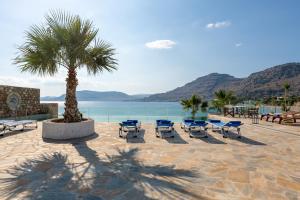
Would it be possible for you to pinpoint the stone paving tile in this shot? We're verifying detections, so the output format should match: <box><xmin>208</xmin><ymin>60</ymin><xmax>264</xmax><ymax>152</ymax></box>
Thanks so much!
<box><xmin>0</xmin><ymin>116</ymin><xmax>299</xmax><ymax>199</ymax></box>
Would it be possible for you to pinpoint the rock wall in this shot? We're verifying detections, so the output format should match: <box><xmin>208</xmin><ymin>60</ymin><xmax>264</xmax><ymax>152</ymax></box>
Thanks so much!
<box><xmin>0</xmin><ymin>85</ymin><xmax>58</xmax><ymax>118</ymax></box>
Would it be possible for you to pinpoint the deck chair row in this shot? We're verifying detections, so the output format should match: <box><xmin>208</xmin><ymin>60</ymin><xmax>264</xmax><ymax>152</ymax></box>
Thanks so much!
<box><xmin>119</xmin><ymin>119</ymin><xmax>243</xmax><ymax>139</ymax></box>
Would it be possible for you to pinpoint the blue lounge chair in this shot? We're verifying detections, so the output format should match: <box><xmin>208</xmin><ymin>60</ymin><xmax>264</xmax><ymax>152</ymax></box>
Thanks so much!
<box><xmin>155</xmin><ymin>119</ymin><xmax>174</xmax><ymax>138</ymax></box>
<box><xmin>181</xmin><ymin>119</ymin><xmax>208</xmax><ymax>138</ymax></box>
<box><xmin>207</xmin><ymin>119</ymin><xmax>243</xmax><ymax>138</ymax></box>
<box><xmin>0</xmin><ymin>120</ymin><xmax>37</xmax><ymax>136</ymax></box>
<box><xmin>119</xmin><ymin>120</ymin><xmax>141</xmax><ymax>138</ymax></box>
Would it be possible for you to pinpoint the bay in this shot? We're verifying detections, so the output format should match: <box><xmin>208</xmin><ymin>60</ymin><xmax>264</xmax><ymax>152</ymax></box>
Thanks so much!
<box><xmin>41</xmin><ymin>101</ymin><xmax>208</xmax><ymax>122</ymax></box>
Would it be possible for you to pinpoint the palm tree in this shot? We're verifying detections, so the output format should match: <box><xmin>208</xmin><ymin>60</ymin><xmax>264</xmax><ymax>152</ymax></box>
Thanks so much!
<box><xmin>200</xmin><ymin>101</ymin><xmax>209</xmax><ymax>112</ymax></box>
<box><xmin>180</xmin><ymin>95</ymin><xmax>207</xmax><ymax>119</ymax></box>
<box><xmin>14</xmin><ymin>11</ymin><xmax>117</xmax><ymax>123</ymax></box>
<box><xmin>213</xmin><ymin>89</ymin><xmax>236</xmax><ymax>113</ymax></box>
<box><xmin>283</xmin><ymin>82</ymin><xmax>291</xmax><ymax>111</ymax></box>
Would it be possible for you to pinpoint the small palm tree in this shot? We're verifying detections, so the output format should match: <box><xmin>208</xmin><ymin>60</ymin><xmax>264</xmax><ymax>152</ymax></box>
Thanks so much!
<box><xmin>181</xmin><ymin>95</ymin><xmax>207</xmax><ymax>119</ymax></box>
<box><xmin>283</xmin><ymin>82</ymin><xmax>291</xmax><ymax>111</ymax></box>
<box><xmin>213</xmin><ymin>89</ymin><xmax>236</xmax><ymax>113</ymax></box>
<box><xmin>14</xmin><ymin>11</ymin><xmax>117</xmax><ymax>122</ymax></box>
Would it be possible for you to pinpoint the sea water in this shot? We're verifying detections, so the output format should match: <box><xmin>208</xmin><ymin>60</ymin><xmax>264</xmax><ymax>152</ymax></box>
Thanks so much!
<box><xmin>41</xmin><ymin>101</ymin><xmax>208</xmax><ymax>122</ymax></box>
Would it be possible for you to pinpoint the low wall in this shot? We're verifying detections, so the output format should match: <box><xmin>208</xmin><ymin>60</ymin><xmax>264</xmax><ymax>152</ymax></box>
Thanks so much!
<box><xmin>40</xmin><ymin>103</ymin><xmax>58</xmax><ymax>118</ymax></box>
<box><xmin>2</xmin><ymin>114</ymin><xmax>51</xmax><ymax>121</ymax></box>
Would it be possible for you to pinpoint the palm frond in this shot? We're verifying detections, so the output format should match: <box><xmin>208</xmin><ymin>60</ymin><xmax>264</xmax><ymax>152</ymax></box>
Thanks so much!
<box><xmin>14</xmin><ymin>24</ymin><xmax>60</xmax><ymax>76</ymax></box>
<box><xmin>14</xmin><ymin>10</ymin><xmax>117</xmax><ymax>76</ymax></box>
<box><xmin>83</xmin><ymin>40</ymin><xmax>118</xmax><ymax>75</ymax></box>
<box><xmin>180</xmin><ymin>99</ymin><xmax>191</xmax><ymax>111</ymax></box>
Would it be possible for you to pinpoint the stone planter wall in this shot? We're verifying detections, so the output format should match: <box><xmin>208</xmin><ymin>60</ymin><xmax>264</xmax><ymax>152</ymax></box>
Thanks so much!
<box><xmin>42</xmin><ymin>119</ymin><xmax>95</xmax><ymax>140</ymax></box>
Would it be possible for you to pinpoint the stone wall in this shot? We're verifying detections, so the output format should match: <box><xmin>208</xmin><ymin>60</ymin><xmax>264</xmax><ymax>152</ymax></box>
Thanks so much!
<box><xmin>0</xmin><ymin>85</ymin><xmax>58</xmax><ymax>119</ymax></box>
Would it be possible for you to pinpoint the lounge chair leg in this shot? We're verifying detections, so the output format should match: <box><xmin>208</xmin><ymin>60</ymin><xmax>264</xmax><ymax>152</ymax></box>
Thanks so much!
<box><xmin>204</xmin><ymin>130</ymin><xmax>208</xmax><ymax>138</ymax></box>
<box><xmin>155</xmin><ymin>129</ymin><xmax>160</xmax><ymax>138</ymax></box>
<box><xmin>119</xmin><ymin>128</ymin><xmax>123</xmax><ymax>138</ymax></box>
<box><xmin>237</xmin><ymin>128</ymin><xmax>241</xmax><ymax>138</ymax></box>
<box><xmin>222</xmin><ymin>128</ymin><xmax>227</xmax><ymax>138</ymax></box>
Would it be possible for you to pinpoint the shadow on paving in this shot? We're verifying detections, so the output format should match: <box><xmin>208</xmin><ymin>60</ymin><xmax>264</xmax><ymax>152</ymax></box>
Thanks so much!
<box><xmin>197</xmin><ymin>133</ymin><xmax>227</xmax><ymax>144</ymax></box>
<box><xmin>0</xmin><ymin>129</ymin><xmax>33</xmax><ymax>139</ymax></box>
<box><xmin>42</xmin><ymin>132</ymin><xmax>99</xmax><ymax>144</ymax></box>
<box><xmin>163</xmin><ymin>130</ymin><xmax>188</xmax><ymax>144</ymax></box>
<box><xmin>226</xmin><ymin>131</ymin><xmax>266</xmax><ymax>145</ymax></box>
<box><xmin>126</xmin><ymin>129</ymin><xmax>146</xmax><ymax>143</ymax></box>
<box><xmin>0</xmin><ymin>142</ymin><xmax>209</xmax><ymax>200</ymax></box>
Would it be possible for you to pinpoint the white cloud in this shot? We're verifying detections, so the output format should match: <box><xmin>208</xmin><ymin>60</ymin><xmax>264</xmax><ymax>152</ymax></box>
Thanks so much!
<box><xmin>206</xmin><ymin>21</ymin><xmax>231</xmax><ymax>29</ymax></box>
<box><xmin>235</xmin><ymin>43</ymin><xmax>242</xmax><ymax>47</ymax></box>
<box><xmin>145</xmin><ymin>40</ymin><xmax>176</xmax><ymax>49</ymax></box>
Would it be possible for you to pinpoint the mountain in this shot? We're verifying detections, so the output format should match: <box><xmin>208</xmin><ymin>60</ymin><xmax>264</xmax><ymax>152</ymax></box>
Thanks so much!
<box><xmin>144</xmin><ymin>63</ymin><xmax>300</xmax><ymax>101</ymax></box>
<box><xmin>236</xmin><ymin>63</ymin><xmax>300</xmax><ymax>98</ymax></box>
<box><xmin>41</xmin><ymin>90</ymin><xmax>151</xmax><ymax>101</ymax></box>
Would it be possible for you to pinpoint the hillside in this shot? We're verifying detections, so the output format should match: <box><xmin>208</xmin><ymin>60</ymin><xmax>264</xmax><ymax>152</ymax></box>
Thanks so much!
<box><xmin>41</xmin><ymin>90</ymin><xmax>150</xmax><ymax>101</ymax></box>
<box><xmin>144</xmin><ymin>63</ymin><xmax>300</xmax><ymax>101</ymax></box>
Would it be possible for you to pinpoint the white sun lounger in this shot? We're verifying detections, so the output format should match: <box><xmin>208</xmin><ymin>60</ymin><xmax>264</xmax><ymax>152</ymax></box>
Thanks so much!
<box><xmin>181</xmin><ymin>119</ymin><xmax>208</xmax><ymax>138</ymax></box>
<box><xmin>207</xmin><ymin>119</ymin><xmax>243</xmax><ymax>138</ymax></box>
<box><xmin>0</xmin><ymin>120</ymin><xmax>38</xmax><ymax>136</ymax></box>
<box><xmin>155</xmin><ymin>120</ymin><xmax>175</xmax><ymax>138</ymax></box>
<box><xmin>119</xmin><ymin>120</ymin><xmax>141</xmax><ymax>138</ymax></box>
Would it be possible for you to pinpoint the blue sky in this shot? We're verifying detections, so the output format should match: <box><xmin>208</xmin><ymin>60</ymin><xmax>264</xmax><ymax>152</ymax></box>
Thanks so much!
<box><xmin>0</xmin><ymin>0</ymin><xmax>300</xmax><ymax>96</ymax></box>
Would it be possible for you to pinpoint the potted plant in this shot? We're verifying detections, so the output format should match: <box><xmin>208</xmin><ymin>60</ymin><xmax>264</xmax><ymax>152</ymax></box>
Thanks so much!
<box><xmin>14</xmin><ymin>11</ymin><xmax>117</xmax><ymax>139</ymax></box>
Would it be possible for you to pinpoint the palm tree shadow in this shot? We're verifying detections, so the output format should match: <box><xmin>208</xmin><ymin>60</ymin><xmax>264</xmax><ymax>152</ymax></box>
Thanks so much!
<box><xmin>226</xmin><ymin>131</ymin><xmax>266</xmax><ymax>145</ymax></box>
<box><xmin>163</xmin><ymin>130</ymin><xmax>188</xmax><ymax>144</ymax></box>
<box><xmin>0</xmin><ymin>142</ymin><xmax>208</xmax><ymax>199</ymax></box>
<box><xmin>0</xmin><ymin>153</ymin><xmax>77</xmax><ymax>199</ymax></box>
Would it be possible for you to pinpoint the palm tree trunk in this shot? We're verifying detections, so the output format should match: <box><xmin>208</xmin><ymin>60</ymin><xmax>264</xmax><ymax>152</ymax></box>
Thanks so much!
<box><xmin>64</xmin><ymin>68</ymin><xmax>81</xmax><ymax>123</ymax></box>
<box><xmin>285</xmin><ymin>89</ymin><xmax>287</xmax><ymax>112</ymax></box>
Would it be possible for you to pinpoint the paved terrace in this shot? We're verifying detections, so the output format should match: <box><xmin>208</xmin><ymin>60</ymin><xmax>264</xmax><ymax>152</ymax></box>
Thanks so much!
<box><xmin>0</xmin><ymin>116</ymin><xmax>299</xmax><ymax>200</ymax></box>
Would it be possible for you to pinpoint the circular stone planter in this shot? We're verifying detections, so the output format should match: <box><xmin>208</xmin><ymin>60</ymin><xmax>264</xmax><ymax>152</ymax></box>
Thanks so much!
<box><xmin>42</xmin><ymin>118</ymin><xmax>95</xmax><ymax>140</ymax></box>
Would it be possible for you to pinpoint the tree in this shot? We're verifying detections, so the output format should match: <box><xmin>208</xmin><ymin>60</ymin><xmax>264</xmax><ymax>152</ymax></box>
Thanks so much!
<box><xmin>283</xmin><ymin>82</ymin><xmax>291</xmax><ymax>112</ymax></box>
<box><xmin>180</xmin><ymin>95</ymin><xmax>208</xmax><ymax>119</ymax></box>
<box><xmin>212</xmin><ymin>89</ymin><xmax>236</xmax><ymax>113</ymax></box>
<box><xmin>14</xmin><ymin>11</ymin><xmax>117</xmax><ymax>122</ymax></box>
